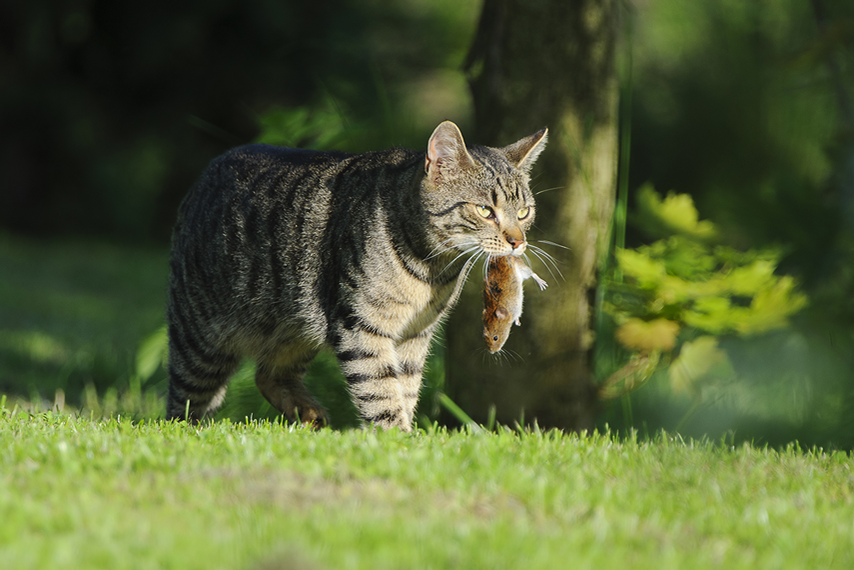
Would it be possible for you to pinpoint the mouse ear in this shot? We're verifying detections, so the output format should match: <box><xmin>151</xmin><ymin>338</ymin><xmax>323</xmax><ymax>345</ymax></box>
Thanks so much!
<box><xmin>494</xmin><ymin>307</ymin><xmax>510</xmax><ymax>320</ymax></box>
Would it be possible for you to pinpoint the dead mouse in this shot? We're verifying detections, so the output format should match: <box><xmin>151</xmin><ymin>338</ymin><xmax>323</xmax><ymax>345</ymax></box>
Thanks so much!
<box><xmin>482</xmin><ymin>255</ymin><xmax>547</xmax><ymax>353</ymax></box>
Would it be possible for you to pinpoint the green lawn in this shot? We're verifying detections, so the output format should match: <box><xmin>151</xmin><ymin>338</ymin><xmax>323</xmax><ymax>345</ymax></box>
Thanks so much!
<box><xmin>2</xmin><ymin>408</ymin><xmax>852</xmax><ymax>569</ymax></box>
<box><xmin>0</xmin><ymin>234</ymin><xmax>169</xmax><ymax>408</ymax></box>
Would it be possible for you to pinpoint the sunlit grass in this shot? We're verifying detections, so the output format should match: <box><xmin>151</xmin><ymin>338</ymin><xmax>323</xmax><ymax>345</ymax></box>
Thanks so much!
<box><xmin>2</xmin><ymin>406</ymin><xmax>852</xmax><ymax>570</ymax></box>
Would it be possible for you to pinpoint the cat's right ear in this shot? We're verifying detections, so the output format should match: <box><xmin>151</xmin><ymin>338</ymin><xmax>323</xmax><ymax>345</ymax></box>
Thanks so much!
<box><xmin>503</xmin><ymin>128</ymin><xmax>548</xmax><ymax>175</ymax></box>
<box><xmin>425</xmin><ymin>121</ymin><xmax>474</xmax><ymax>183</ymax></box>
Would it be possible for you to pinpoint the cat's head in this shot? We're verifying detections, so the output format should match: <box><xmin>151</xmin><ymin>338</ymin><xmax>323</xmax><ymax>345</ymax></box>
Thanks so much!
<box><xmin>422</xmin><ymin>121</ymin><xmax>547</xmax><ymax>260</ymax></box>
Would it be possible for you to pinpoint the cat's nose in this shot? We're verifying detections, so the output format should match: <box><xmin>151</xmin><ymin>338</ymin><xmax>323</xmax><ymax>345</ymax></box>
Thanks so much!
<box><xmin>506</xmin><ymin>236</ymin><xmax>526</xmax><ymax>252</ymax></box>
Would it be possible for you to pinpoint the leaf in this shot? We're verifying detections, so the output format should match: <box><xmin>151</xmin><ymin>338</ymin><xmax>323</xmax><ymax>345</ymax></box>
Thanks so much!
<box><xmin>668</xmin><ymin>336</ymin><xmax>729</xmax><ymax>394</ymax></box>
<box><xmin>615</xmin><ymin>248</ymin><xmax>667</xmax><ymax>288</ymax></box>
<box><xmin>736</xmin><ymin>276</ymin><xmax>809</xmax><ymax>335</ymax></box>
<box><xmin>656</xmin><ymin>236</ymin><xmax>716</xmax><ymax>278</ymax></box>
<box><xmin>615</xmin><ymin>318</ymin><xmax>680</xmax><ymax>351</ymax></box>
<box><xmin>635</xmin><ymin>184</ymin><xmax>718</xmax><ymax>241</ymax></box>
<box><xmin>599</xmin><ymin>351</ymin><xmax>661</xmax><ymax>400</ymax></box>
<box><xmin>681</xmin><ymin>296</ymin><xmax>734</xmax><ymax>334</ymax></box>
<box><xmin>256</xmin><ymin>103</ymin><xmax>348</xmax><ymax>150</ymax></box>
<box><xmin>660</xmin><ymin>274</ymin><xmax>725</xmax><ymax>303</ymax></box>
<box><xmin>135</xmin><ymin>325</ymin><xmax>168</xmax><ymax>382</ymax></box>
<box><xmin>724</xmin><ymin>259</ymin><xmax>777</xmax><ymax>295</ymax></box>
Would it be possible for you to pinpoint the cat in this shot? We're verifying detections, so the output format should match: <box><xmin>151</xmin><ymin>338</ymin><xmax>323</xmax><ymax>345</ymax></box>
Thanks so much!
<box><xmin>166</xmin><ymin>120</ymin><xmax>547</xmax><ymax>431</ymax></box>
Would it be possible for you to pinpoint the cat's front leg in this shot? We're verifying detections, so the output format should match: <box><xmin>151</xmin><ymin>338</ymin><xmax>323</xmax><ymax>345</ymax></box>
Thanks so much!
<box><xmin>334</xmin><ymin>324</ymin><xmax>410</xmax><ymax>431</ymax></box>
<box><xmin>395</xmin><ymin>331</ymin><xmax>432</xmax><ymax>428</ymax></box>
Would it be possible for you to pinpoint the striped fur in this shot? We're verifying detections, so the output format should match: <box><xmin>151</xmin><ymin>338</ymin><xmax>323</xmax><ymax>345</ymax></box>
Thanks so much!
<box><xmin>166</xmin><ymin>121</ymin><xmax>547</xmax><ymax>431</ymax></box>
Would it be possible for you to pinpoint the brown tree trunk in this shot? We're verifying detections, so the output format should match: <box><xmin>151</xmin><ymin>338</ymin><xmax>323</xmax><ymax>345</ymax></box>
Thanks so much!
<box><xmin>444</xmin><ymin>0</ymin><xmax>620</xmax><ymax>431</ymax></box>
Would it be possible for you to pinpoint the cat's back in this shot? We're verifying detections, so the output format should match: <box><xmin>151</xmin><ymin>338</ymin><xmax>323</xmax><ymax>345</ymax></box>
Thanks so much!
<box><xmin>170</xmin><ymin>144</ymin><xmax>354</xmax><ymax>326</ymax></box>
<box><xmin>195</xmin><ymin>144</ymin><xmax>351</xmax><ymax>201</ymax></box>
<box><xmin>179</xmin><ymin>143</ymin><xmax>420</xmax><ymax>221</ymax></box>
<box><xmin>170</xmin><ymin>142</ymin><xmax>425</xmax><ymax>343</ymax></box>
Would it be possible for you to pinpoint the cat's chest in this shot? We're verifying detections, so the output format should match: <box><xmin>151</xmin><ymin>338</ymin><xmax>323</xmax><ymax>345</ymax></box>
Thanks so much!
<box><xmin>357</xmin><ymin>272</ymin><xmax>456</xmax><ymax>339</ymax></box>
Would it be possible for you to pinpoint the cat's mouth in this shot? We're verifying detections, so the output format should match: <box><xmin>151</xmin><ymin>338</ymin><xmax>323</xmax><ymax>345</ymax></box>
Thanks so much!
<box><xmin>483</xmin><ymin>241</ymin><xmax>526</xmax><ymax>257</ymax></box>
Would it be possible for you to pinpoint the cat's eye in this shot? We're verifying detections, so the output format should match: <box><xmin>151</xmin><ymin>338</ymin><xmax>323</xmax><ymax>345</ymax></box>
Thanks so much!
<box><xmin>517</xmin><ymin>207</ymin><xmax>531</xmax><ymax>220</ymax></box>
<box><xmin>476</xmin><ymin>205</ymin><xmax>494</xmax><ymax>219</ymax></box>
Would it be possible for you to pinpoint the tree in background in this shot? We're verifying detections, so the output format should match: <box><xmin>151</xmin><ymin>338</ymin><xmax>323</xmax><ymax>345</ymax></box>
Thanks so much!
<box><xmin>444</xmin><ymin>0</ymin><xmax>621</xmax><ymax>431</ymax></box>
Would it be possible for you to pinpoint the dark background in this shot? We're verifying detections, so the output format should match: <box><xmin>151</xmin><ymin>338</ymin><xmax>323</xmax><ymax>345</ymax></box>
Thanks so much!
<box><xmin>0</xmin><ymin>0</ymin><xmax>477</xmax><ymax>241</ymax></box>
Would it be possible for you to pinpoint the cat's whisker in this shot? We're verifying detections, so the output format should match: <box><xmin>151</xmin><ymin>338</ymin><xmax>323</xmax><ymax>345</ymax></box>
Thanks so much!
<box><xmin>528</xmin><ymin>246</ymin><xmax>564</xmax><ymax>282</ymax></box>
<box><xmin>482</xmin><ymin>253</ymin><xmax>495</xmax><ymax>282</ymax></box>
<box><xmin>426</xmin><ymin>240</ymin><xmax>462</xmax><ymax>261</ymax></box>
<box><xmin>461</xmin><ymin>250</ymin><xmax>485</xmax><ymax>285</ymax></box>
<box><xmin>529</xmin><ymin>242</ymin><xmax>567</xmax><ymax>279</ymax></box>
<box><xmin>532</xmin><ymin>252</ymin><xmax>563</xmax><ymax>282</ymax></box>
<box><xmin>424</xmin><ymin>238</ymin><xmax>455</xmax><ymax>261</ymax></box>
<box><xmin>469</xmin><ymin>252</ymin><xmax>486</xmax><ymax>280</ymax></box>
<box><xmin>439</xmin><ymin>245</ymin><xmax>480</xmax><ymax>275</ymax></box>
<box><xmin>536</xmin><ymin>240</ymin><xmax>570</xmax><ymax>250</ymax></box>
<box><xmin>528</xmin><ymin>243</ymin><xmax>562</xmax><ymax>266</ymax></box>
<box><xmin>425</xmin><ymin>238</ymin><xmax>479</xmax><ymax>261</ymax></box>
<box><xmin>521</xmin><ymin>252</ymin><xmax>533</xmax><ymax>269</ymax></box>
<box><xmin>534</xmin><ymin>185</ymin><xmax>565</xmax><ymax>196</ymax></box>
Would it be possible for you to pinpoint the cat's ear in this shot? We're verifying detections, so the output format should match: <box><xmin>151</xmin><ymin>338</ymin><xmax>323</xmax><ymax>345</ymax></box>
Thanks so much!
<box><xmin>425</xmin><ymin>121</ymin><xmax>475</xmax><ymax>182</ymax></box>
<box><xmin>503</xmin><ymin>128</ymin><xmax>548</xmax><ymax>174</ymax></box>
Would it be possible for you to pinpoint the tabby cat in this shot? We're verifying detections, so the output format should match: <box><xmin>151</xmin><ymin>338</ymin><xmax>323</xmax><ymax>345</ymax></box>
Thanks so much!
<box><xmin>166</xmin><ymin>120</ymin><xmax>547</xmax><ymax>431</ymax></box>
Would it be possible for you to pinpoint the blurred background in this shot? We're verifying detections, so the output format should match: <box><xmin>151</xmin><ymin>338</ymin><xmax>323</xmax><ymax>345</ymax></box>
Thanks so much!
<box><xmin>1</xmin><ymin>0</ymin><xmax>852</xmax><ymax>448</ymax></box>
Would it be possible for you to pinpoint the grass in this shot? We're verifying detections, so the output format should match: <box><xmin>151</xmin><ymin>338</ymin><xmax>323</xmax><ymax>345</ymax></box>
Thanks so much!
<box><xmin>2</xmin><ymin>406</ymin><xmax>853</xmax><ymax>569</ymax></box>
<box><xmin>0</xmin><ymin>233</ymin><xmax>169</xmax><ymax>408</ymax></box>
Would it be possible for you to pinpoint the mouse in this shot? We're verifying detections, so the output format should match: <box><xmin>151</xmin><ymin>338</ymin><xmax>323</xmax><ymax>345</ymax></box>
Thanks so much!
<box><xmin>482</xmin><ymin>255</ymin><xmax>547</xmax><ymax>354</ymax></box>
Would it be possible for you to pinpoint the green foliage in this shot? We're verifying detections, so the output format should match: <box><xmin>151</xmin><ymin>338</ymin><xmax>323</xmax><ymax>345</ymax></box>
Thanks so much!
<box><xmin>134</xmin><ymin>325</ymin><xmax>168</xmax><ymax>384</ymax></box>
<box><xmin>256</xmin><ymin>103</ymin><xmax>351</xmax><ymax>150</ymax></box>
<box><xmin>633</xmin><ymin>183</ymin><xmax>718</xmax><ymax>241</ymax></box>
<box><xmin>613</xmin><ymin>236</ymin><xmax>807</xmax><ymax>338</ymax></box>
<box><xmin>3</xmin><ymin>408</ymin><xmax>853</xmax><ymax>569</ymax></box>
<box><xmin>603</xmin><ymin>187</ymin><xmax>808</xmax><ymax>399</ymax></box>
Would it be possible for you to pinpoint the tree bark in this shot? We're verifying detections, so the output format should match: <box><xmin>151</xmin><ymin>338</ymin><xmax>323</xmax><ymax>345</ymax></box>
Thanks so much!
<box><xmin>444</xmin><ymin>0</ymin><xmax>620</xmax><ymax>431</ymax></box>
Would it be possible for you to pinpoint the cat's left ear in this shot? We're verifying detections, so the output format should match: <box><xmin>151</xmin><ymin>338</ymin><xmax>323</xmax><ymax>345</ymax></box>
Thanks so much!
<box><xmin>503</xmin><ymin>128</ymin><xmax>548</xmax><ymax>174</ymax></box>
<box><xmin>425</xmin><ymin>121</ymin><xmax>475</xmax><ymax>183</ymax></box>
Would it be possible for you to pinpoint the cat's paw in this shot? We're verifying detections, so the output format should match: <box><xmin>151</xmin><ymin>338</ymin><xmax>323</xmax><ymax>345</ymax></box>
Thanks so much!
<box><xmin>292</xmin><ymin>404</ymin><xmax>329</xmax><ymax>430</ymax></box>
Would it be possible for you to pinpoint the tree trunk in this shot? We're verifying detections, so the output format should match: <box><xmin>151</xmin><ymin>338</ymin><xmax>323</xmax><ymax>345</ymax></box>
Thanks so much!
<box><xmin>444</xmin><ymin>0</ymin><xmax>620</xmax><ymax>431</ymax></box>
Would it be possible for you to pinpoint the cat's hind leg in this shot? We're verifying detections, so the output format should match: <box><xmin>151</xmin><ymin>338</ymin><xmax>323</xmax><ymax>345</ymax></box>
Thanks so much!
<box><xmin>255</xmin><ymin>347</ymin><xmax>327</xmax><ymax>428</ymax></box>
<box><xmin>165</xmin><ymin>325</ymin><xmax>239</xmax><ymax>421</ymax></box>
